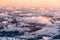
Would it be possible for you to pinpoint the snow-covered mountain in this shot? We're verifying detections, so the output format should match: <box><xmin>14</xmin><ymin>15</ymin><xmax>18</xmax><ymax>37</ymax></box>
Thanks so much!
<box><xmin>0</xmin><ymin>7</ymin><xmax>60</xmax><ymax>40</ymax></box>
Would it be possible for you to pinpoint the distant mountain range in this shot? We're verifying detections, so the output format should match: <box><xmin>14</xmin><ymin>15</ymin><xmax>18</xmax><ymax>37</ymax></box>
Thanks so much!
<box><xmin>0</xmin><ymin>7</ymin><xmax>60</xmax><ymax>40</ymax></box>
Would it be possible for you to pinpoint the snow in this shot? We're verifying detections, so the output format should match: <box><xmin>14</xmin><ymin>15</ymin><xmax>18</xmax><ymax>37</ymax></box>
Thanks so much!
<box><xmin>0</xmin><ymin>7</ymin><xmax>60</xmax><ymax>40</ymax></box>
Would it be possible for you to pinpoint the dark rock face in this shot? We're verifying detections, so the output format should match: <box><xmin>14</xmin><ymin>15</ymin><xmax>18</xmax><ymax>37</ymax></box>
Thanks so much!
<box><xmin>0</xmin><ymin>27</ymin><xmax>4</xmax><ymax>30</ymax></box>
<box><xmin>29</xmin><ymin>28</ymin><xmax>42</xmax><ymax>33</ymax></box>
<box><xmin>0</xmin><ymin>18</ymin><xmax>4</xmax><ymax>22</ymax></box>
<box><xmin>28</xmin><ymin>23</ymin><xmax>46</xmax><ymax>27</ymax></box>
<box><xmin>0</xmin><ymin>31</ymin><xmax>24</xmax><ymax>37</ymax></box>
<box><xmin>53</xmin><ymin>34</ymin><xmax>60</xmax><ymax>39</ymax></box>
<box><xmin>11</xmin><ymin>19</ymin><xmax>17</xmax><ymax>24</ymax></box>
<box><xmin>52</xmin><ymin>18</ymin><xmax>60</xmax><ymax>21</ymax></box>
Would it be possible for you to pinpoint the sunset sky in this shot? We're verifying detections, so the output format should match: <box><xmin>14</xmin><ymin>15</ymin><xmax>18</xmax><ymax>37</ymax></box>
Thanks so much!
<box><xmin>0</xmin><ymin>0</ymin><xmax>60</xmax><ymax>8</ymax></box>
